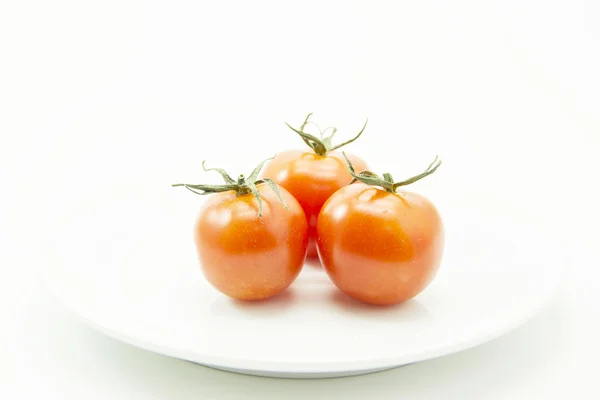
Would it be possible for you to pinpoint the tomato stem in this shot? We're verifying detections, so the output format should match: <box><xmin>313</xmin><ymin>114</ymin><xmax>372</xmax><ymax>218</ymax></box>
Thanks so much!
<box><xmin>172</xmin><ymin>157</ymin><xmax>288</xmax><ymax>217</ymax></box>
<box><xmin>285</xmin><ymin>113</ymin><xmax>368</xmax><ymax>156</ymax></box>
<box><xmin>343</xmin><ymin>152</ymin><xmax>442</xmax><ymax>193</ymax></box>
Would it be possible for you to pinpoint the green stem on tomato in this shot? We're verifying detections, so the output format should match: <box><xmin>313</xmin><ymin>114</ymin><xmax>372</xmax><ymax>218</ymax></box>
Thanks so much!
<box><xmin>172</xmin><ymin>157</ymin><xmax>287</xmax><ymax>217</ymax></box>
<box><xmin>285</xmin><ymin>113</ymin><xmax>368</xmax><ymax>156</ymax></box>
<box><xmin>343</xmin><ymin>152</ymin><xmax>442</xmax><ymax>193</ymax></box>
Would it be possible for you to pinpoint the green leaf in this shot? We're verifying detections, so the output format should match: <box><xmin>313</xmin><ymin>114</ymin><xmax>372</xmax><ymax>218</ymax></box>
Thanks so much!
<box><xmin>328</xmin><ymin>118</ymin><xmax>368</xmax><ymax>152</ymax></box>
<box><xmin>246</xmin><ymin>182</ymin><xmax>263</xmax><ymax>217</ymax></box>
<box><xmin>261</xmin><ymin>178</ymin><xmax>288</xmax><ymax>210</ymax></box>
<box><xmin>202</xmin><ymin>160</ymin><xmax>236</xmax><ymax>184</ymax></box>
<box><xmin>247</xmin><ymin>155</ymin><xmax>275</xmax><ymax>182</ymax></box>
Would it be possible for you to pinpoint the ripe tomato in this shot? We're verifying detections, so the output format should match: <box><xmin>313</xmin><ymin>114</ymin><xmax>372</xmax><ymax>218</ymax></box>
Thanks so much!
<box><xmin>261</xmin><ymin>114</ymin><xmax>368</xmax><ymax>257</ymax></box>
<box><xmin>317</xmin><ymin>155</ymin><xmax>444</xmax><ymax>305</ymax></box>
<box><xmin>174</xmin><ymin>159</ymin><xmax>308</xmax><ymax>300</ymax></box>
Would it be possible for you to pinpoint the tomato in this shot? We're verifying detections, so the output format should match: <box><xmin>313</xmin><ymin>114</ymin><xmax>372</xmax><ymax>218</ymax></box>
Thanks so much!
<box><xmin>195</xmin><ymin>184</ymin><xmax>307</xmax><ymax>300</ymax></box>
<box><xmin>261</xmin><ymin>114</ymin><xmax>369</xmax><ymax>257</ymax></box>
<box><xmin>316</xmin><ymin>155</ymin><xmax>444</xmax><ymax>305</ymax></box>
<box><xmin>174</xmin><ymin>159</ymin><xmax>308</xmax><ymax>300</ymax></box>
<box><xmin>261</xmin><ymin>151</ymin><xmax>367</xmax><ymax>258</ymax></box>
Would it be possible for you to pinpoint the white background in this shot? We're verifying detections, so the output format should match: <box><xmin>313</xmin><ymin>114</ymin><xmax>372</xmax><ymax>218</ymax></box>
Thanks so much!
<box><xmin>1</xmin><ymin>0</ymin><xmax>599</xmax><ymax>398</ymax></box>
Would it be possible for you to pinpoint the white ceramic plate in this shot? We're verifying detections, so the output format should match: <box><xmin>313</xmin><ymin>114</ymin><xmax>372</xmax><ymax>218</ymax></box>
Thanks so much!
<box><xmin>45</xmin><ymin>184</ymin><xmax>563</xmax><ymax>378</ymax></box>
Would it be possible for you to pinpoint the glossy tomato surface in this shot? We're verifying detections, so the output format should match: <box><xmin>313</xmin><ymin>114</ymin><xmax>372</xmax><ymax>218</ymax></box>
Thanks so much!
<box><xmin>317</xmin><ymin>183</ymin><xmax>444</xmax><ymax>305</ymax></box>
<box><xmin>194</xmin><ymin>184</ymin><xmax>308</xmax><ymax>300</ymax></box>
<box><xmin>261</xmin><ymin>150</ymin><xmax>368</xmax><ymax>258</ymax></box>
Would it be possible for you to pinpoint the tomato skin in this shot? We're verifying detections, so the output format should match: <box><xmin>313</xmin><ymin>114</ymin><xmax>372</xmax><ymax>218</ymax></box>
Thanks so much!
<box><xmin>261</xmin><ymin>150</ymin><xmax>368</xmax><ymax>258</ymax></box>
<box><xmin>316</xmin><ymin>183</ymin><xmax>444</xmax><ymax>305</ymax></box>
<box><xmin>194</xmin><ymin>184</ymin><xmax>308</xmax><ymax>300</ymax></box>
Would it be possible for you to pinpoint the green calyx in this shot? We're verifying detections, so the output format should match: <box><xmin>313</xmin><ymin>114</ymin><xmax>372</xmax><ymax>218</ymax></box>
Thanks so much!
<box><xmin>285</xmin><ymin>113</ymin><xmax>368</xmax><ymax>156</ymax></box>
<box><xmin>172</xmin><ymin>157</ymin><xmax>287</xmax><ymax>217</ymax></box>
<box><xmin>343</xmin><ymin>152</ymin><xmax>442</xmax><ymax>193</ymax></box>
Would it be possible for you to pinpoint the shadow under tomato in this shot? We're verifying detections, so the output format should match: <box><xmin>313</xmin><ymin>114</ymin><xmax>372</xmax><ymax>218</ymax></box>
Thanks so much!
<box><xmin>232</xmin><ymin>289</ymin><xmax>297</xmax><ymax>308</ymax></box>
<box><xmin>209</xmin><ymin>288</ymin><xmax>298</xmax><ymax>319</ymax></box>
<box><xmin>329</xmin><ymin>290</ymin><xmax>433</xmax><ymax>322</ymax></box>
<box><xmin>304</xmin><ymin>257</ymin><xmax>323</xmax><ymax>268</ymax></box>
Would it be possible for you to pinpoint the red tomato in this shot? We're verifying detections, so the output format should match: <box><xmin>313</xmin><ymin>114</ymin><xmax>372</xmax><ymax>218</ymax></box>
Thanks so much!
<box><xmin>316</xmin><ymin>156</ymin><xmax>444</xmax><ymax>305</ymax></box>
<box><xmin>174</xmin><ymin>160</ymin><xmax>308</xmax><ymax>300</ymax></box>
<box><xmin>195</xmin><ymin>184</ymin><xmax>308</xmax><ymax>300</ymax></box>
<box><xmin>261</xmin><ymin>114</ymin><xmax>368</xmax><ymax>257</ymax></box>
